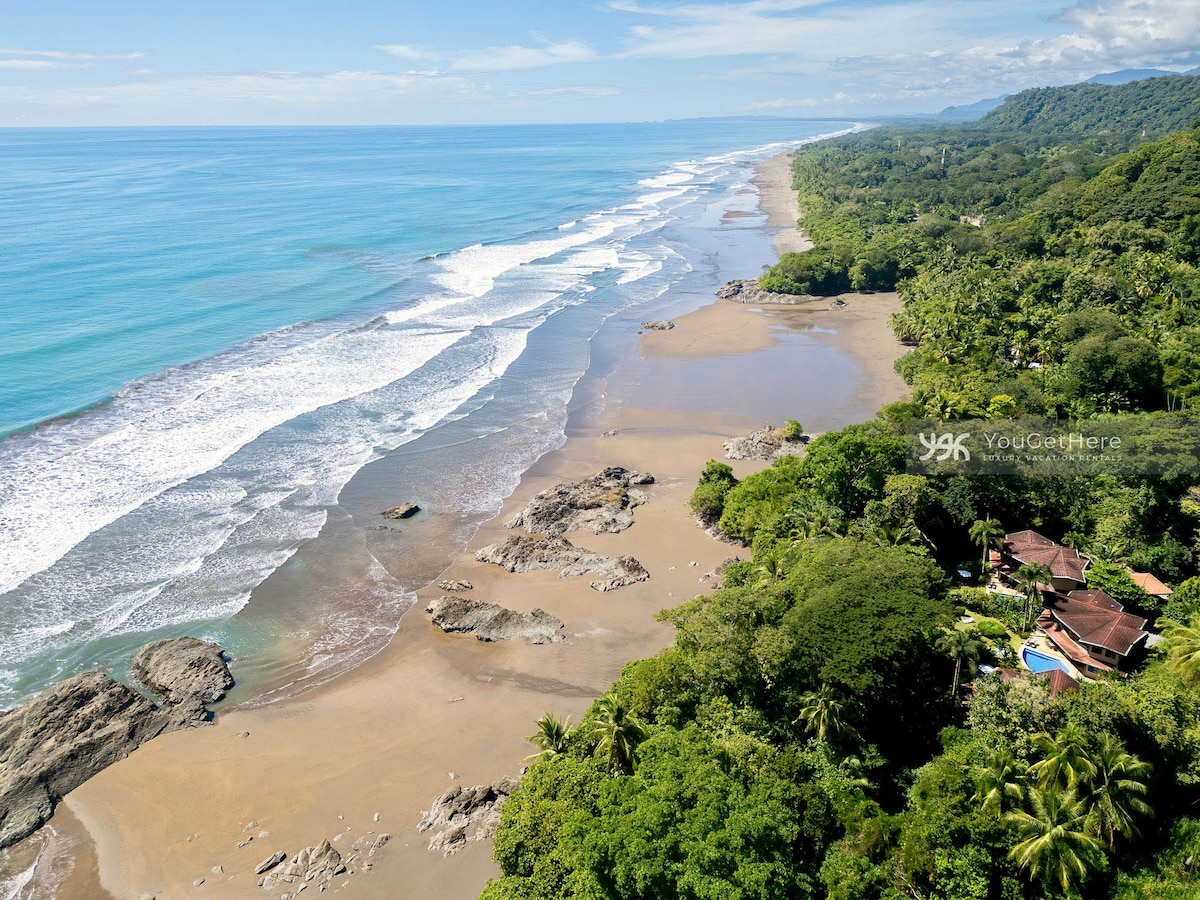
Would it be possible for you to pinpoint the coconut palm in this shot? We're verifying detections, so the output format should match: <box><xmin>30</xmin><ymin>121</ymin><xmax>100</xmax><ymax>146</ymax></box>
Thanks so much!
<box><xmin>971</xmin><ymin>745</ymin><xmax>1025</xmax><ymax>815</ymax></box>
<box><xmin>1030</xmin><ymin>724</ymin><xmax>1097</xmax><ymax>792</ymax></box>
<box><xmin>796</xmin><ymin>684</ymin><xmax>845</xmax><ymax>743</ymax></box>
<box><xmin>968</xmin><ymin>517</ymin><xmax>1004</xmax><ymax>574</ymax></box>
<box><xmin>752</xmin><ymin>555</ymin><xmax>785</xmax><ymax>590</ymax></box>
<box><xmin>525</xmin><ymin>712</ymin><xmax>572</xmax><ymax>764</ymax></box>
<box><xmin>587</xmin><ymin>693</ymin><xmax>647</xmax><ymax>775</ymax></box>
<box><xmin>1161</xmin><ymin>614</ymin><xmax>1200</xmax><ymax>687</ymax></box>
<box><xmin>1085</xmin><ymin>732</ymin><xmax>1153</xmax><ymax>851</ymax></box>
<box><xmin>1006</xmin><ymin>787</ymin><xmax>1103</xmax><ymax>893</ymax></box>
<box><xmin>938</xmin><ymin>627</ymin><xmax>985</xmax><ymax>698</ymax></box>
<box><xmin>1015</xmin><ymin>561</ymin><xmax>1054</xmax><ymax>629</ymax></box>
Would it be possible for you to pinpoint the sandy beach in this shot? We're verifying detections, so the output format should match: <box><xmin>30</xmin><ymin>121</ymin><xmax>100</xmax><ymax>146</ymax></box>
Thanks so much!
<box><xmin>44</xmin><ymin>152</ymin><xmax>909</xmax><ymax>900</ymax></box>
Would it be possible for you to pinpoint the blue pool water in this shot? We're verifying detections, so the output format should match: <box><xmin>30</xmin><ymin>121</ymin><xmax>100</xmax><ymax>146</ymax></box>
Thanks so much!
<box><xmin>1022</xmin><ymin>647</ymin><xmax>1072</xmax><ymax>674</ymax></box>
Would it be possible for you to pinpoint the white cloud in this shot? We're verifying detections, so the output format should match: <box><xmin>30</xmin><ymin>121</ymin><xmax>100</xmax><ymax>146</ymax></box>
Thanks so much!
<box><xmin>452</xmin><ymin>40</ymin><xmax>596</xmax><ymax>71</ymax></box>
<box><xmin>0</xmin><ymin>48</ymin><xmax>143</xmax><ymax>61</ymax></box>
<box><xmin>376</xmin><ymin>44</ymin><xmax>439</xmax><ymax>61</ymax></box>
<box><xmin>1058</xmin><ymin>0</ymin><xmax>1200</xmax><ymax>63</ymax></box>
<box><xmin>0</xmin><ymin>59</ymin><xmax>72</xmax><ymax>70</ymax></box>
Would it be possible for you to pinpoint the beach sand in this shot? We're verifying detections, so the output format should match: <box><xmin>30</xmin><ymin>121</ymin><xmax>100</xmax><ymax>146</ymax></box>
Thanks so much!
<box><xmin>52</xmin><ymin>152</ymin><xmax>909</xmax><ymax>900</ymax></box>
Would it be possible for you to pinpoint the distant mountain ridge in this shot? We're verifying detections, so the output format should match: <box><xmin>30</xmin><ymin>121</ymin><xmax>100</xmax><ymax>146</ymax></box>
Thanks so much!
<box><xmin>979</xmin><ymin>74</ymin><xmax>1200</xmax><ymax>140</ymax></box>
<box><xmin>1088</xmin><ymin>67</ymin><xmax>1200</xmax><ymax>85</ymax></box>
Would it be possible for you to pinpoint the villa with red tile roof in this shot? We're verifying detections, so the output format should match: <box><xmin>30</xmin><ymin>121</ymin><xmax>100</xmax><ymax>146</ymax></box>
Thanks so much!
<box><xmin>1037</xmin><ymin>588</ymin><xmax>1150</xmax><ymax>677</ymax></box>
<box><xmin>999</xmin><ymin>530</ymin><xmax>1089</xmax><ymax>592</ymax></box>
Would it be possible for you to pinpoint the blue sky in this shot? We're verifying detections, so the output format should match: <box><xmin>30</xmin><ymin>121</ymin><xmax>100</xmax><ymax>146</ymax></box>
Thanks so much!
<box><xmin>3</xmin><ymin>0</ymin><xmax>1199</xmax><ymax>125</ymax></box>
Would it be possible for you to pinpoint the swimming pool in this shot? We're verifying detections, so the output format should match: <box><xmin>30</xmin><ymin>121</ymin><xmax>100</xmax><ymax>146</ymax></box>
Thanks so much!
<box><xmin>1021</xmin><ymin>647</ymin><xmax>1072</xmax><ymax>674</ymax></box>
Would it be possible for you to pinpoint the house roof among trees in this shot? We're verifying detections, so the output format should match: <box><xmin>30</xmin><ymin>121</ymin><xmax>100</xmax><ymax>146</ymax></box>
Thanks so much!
<box><xmin>1004</xmin><ymin>530</ymin><xmax>1090</xmax><ymax>584</ymax></box>
<box><xmin>1044</xmin><ymin>589</ymin><xmax>1149</xmax><ymax>656</ymax></box>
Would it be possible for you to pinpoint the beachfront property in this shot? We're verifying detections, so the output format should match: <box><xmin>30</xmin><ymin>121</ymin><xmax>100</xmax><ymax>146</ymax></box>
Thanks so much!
<box><xmin>1036</xmin><ymin>589</ymin><xmax>1150</xmax><ymax>677</ymax></box>
<box><xmin>988</xmin><ymin>529</ymin><xmax>1153</xmax><ymax>679</ymax></box>
<box><xmin>994</xmin><ymin>529</ymin><xmax>1089</xmax><ymax>592</ymax></box>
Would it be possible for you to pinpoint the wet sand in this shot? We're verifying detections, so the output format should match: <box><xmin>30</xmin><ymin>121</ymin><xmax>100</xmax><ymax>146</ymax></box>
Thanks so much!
<box><xmin>53</xmin><ymin>152</ymin><xmax>909</xmax><ymax>899</ymax></box>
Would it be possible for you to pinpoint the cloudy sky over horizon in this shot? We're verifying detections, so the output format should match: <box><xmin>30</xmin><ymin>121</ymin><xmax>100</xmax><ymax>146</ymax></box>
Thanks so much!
<box><xmin>2</xmin><ymin>0</ymin><xmax>1199</xmax><ymax>126</ymax></box>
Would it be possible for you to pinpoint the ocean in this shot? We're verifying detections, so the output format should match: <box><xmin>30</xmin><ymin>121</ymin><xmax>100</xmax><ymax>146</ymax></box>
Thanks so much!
<box><xmin>0</xmin><ymin>119</ymin><xmax>854</xmax><ymax>709</ymax></box>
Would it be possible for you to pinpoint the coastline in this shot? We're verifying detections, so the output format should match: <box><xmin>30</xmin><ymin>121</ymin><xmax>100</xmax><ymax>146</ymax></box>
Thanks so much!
<box><xmin>51</xmin><ymin>150</ymin><xmax>908</xmax><ymax>899</ymax></box>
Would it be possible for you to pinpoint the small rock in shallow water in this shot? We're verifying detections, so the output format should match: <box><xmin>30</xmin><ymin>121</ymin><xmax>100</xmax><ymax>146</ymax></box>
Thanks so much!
<box><xmin>373</xmin><ymin>812</ymin><xmax>381</xmax><ymax>822</ymax></box>
<box><xmin>193</xmin><ymin>877</ymin><xmax>204</xmax><ymax>886</ymax></box>
<box><xmin>381</xmin><ymin>504</ymin><xmax>420</xmax><ymax>520</ymax></box>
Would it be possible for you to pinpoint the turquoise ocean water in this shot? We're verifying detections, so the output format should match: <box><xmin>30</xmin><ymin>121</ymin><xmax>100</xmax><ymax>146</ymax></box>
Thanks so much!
<box><xmin>0</xmin><ymin>119</ymin><xmax>853</xmax><ymax>708</ymax></box>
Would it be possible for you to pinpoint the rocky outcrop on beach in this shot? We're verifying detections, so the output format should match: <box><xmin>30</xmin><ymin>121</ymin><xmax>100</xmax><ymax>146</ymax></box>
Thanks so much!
<box><xmin>382</xmin><ymin>503</ymin><xmax>420</xmax><ymax>519</ymax></box>
<box><xmin>256</xmin><ymin>839</ymin><xmax>348</xmax><ymax>891</ymax></box>
<box><xmin>0</xmin><ymin>671</ymin><xmax>168</xmax><ymax>850</ymax></box>
<box><xmin>437</xmin><ymin>579</ymin><xmax>473</xmax><ymax>593</ymax></box>
<box><xmin>426</xmin><ymin>596</ymin><xmax>565</xmax><ymax>644</ymax></box>
<box><xmin>641</xmin><ymin>320</ymin><xmax>675</xmax><ymax>330</ymax></box>
<box><xmin>418</xmin><ymin>777</ymin><xmax>519</xmax><ymax>856</ymax></box>
<box><xmin>476</xmin><ymin>535</ymin><xmax>649</xmax><ymax>591</ymax></box>
<box><xmin>0</xmin><ymin>637</ymin><xmax>233</xmax><ymax>851</ymax></box>
<box><xmin>717</xmin><ymin>279</ymin><xmax>815</xmax><ymax>305</ymax></box>
<box><xmin>132</xmin><ymin>637</ymin><xmax>234</xmax><ymax>709</ymax></box>
<box><xmin>724</xmin><ymin>424</ymin><xmax>808</xmax><ymax>461</ymax></box>
<box><xmin>506</xmin><ymin>466</ymin><xmax>654</xmax><ymax>536</ymax></box>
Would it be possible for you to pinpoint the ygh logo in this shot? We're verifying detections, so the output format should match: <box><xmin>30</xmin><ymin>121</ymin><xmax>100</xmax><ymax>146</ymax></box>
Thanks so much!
<box><xmin>919</xmin><ymin>432</ymin><xmax>971</xmax><ymax>462</ymax></box>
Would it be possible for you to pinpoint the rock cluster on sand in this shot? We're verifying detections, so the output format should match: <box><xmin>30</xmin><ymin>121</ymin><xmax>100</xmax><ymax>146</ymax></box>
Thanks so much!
<box><xmin>256</xmin><ymin>839</ymin><xmax>347</xmax><ymax>891</ymax></box>
<box><xmin>640</xmin><ymin>320</ymin><xmax>675</xmax><ymax>330</ymax></box>
<box><xmin>426</xmin><ymin>596</ymin><xmax>565</xmax><ymax>644</ymax></box>
<box><xmin>506</xmin><ymin>466</ymin><xmax>654</xmax><ymax>536</ymax></box>
<box><xmin>717</xmin><ymin>278</ymin><xmax>814</xmax><ymax>305</ymax></box>
<box><xmin>131</xmin><ymin>637</ymin><xmax>234</xmax><ymax>708</ymax></box>
<box><xmin>418</xmin><ymin>777</ymin><xmax>519</xmax><ymax>856</ymax></box>
<box><xmin>476</xmin><ymin>535</ymin><xmax>649</xmax><ymax>592</ymax></box>
<box><xmin>381</xmin><ymin>503</ymin><xmax>420</xmax><ymax>519</ymax></box>
<box><xmin>0</xmin><ymin>637</ymin><xmax>234</xmax><ymax>850</ymax></box>
<box><xmin>437</xmin><ymin>579</ymin><xmax>473</xmax><ymax>593</ymax></box>
<box><xmin>724</xmin><ymin>424</ymin><xmax>807</xmax><ymax>461</ymax></box>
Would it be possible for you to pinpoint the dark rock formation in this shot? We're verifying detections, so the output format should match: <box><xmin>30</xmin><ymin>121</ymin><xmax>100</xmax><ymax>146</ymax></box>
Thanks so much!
<box><xmin>475</xmin><ymin>535</ymin><xmax>649</xmax><ymax>591</ymax></box>
<box><xmin>717</xmin><ymin>278</ymin><xmax>817</xmax><ymax>305</ymax></box>
<box><xmin>257</xmin><ymin>840</ymin><xmax>345</xmax><ymax>891</ymax></box>
<box><xmin>723</xmin><ymin>424</ymin><xmax>807</xmax><ymax>461</ymax></box>
<box><xmin>640</xmin><ymin>320</ymin><xmax>675</xmax><ymax>330</ymax></box>
<box><xmin>418</xmin><ymin>777</ymin><xmax>519</xmax><ymax>856</ymax></box>
<box><xmin>132</xmin><ymin>637</ymin><xmax>233</xmax><ymax>707</ymax></box>
<box><xmin>0</xmin><ymin>671</ymin><xmax>168</xmax><ymax>850</ymax></box>
<box><xmin>437</xmin><ymin>579</ymin><xmax>473</xmax><ymax>593</ymax></box>
<box><xmin>426</xmin><ymin>596</ymin><xmax>565</xmax><ymax>643</ymax></box>
<box><xmin>506</xmin><ymin>466</ymin><xmax>654</xmax><ymax>536</ymax></box>
<box><xmin>382</xmin><ymin>503</ymin><xmax>420</xmax><ymax>519</ymax></box>
<box><xmin>0</xmin><ymin>637</ymin><xmax>234</xmax><ymax>851</ymax></box>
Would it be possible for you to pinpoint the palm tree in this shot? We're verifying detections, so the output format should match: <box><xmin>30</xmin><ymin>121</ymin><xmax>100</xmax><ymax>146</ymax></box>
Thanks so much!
<box><xmin>752</xmin><ymin>555</ymin><xmax>784</xmax><ymax>590</ymax></box>
<box><xmin>971</xmin><ymin>745</ymin><xmax>1025</xmax><ymax>815</ymax></box>
<box><xmin>796</xmin><ymin>684</ymin><xmax>844</xmax><ymax>743</ymax></box>
<box><xmin>1006</xmin><ymin>787</ymin><xmax>1103</xmax><ymax>893</ymax></box>
<box><xmin>587</xmin><ymin>693</ymin><xmax>647</xmax><ymax>775</ymax></box>
<box><xmin>1161</xmin><ymin>614</ymin><xmax>1200</xmax><ymax>687</ymax></box>
<box><xmin>1015</xmin><ymin>561</ymin><xmax>1054</xmax><ymax>629</ymax></box>
<box><xmin>968</xmin><ymin>517</ymin><xmax>1004</xmax><ymax>574</ymax></box>
<box><xmin>525</xmin><ymin>712</ymin><xmax>572</xmax><ymax>764</ymax></box>
<box><xmin>1085</xmin><ymin>732</ymin><xmax>1152</xmax><ymax>851</ymax></box>
<box><xmin>1030</xmin><ymin>724</ymin><xmax>1097</xmax><ymax>792</ymax></box>
<box><xmin>938</xmin><ymin>627</ymin><xmax>985</xmax><ymax>698</ymax></box>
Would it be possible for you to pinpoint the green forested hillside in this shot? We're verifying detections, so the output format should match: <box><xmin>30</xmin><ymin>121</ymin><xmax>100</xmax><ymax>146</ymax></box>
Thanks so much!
<box><xmin>483</xmin><ymin>83</ymin><xmax>1200</xmax><ymax>900</ymax></box>
<box><xmin>981</xmin><ymin>75</ymin><xmax>1200</xmax><ymax>141</ymax></box>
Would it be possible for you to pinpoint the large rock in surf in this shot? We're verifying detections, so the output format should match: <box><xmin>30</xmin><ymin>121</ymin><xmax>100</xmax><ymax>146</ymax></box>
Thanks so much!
<box><xmin>426</xmin><ymin>596</ymin><xmax>565</xmax><ymax>644</ymax></box>
<box><xmin>717</xmin><ymin>278</ymin><xmax>816</xmax><ymax>305</ymax></box>
<box><xmin>475</xmin><ymin>535</ymin><xmax>649</xmax><ymax>591</ymax></box>
<box><xmin>382</xmin><ymin>503</ymin><xmax>420</xmax><ymax>520</ymax></box>
<box><xmin>418</xmin><ymin>776</ymin><xmax>519</xmax><ymax>856</ymax></box>
<box><xmin>506</xmin><ymin>466</ymin><xmax>654</xmax><ymax>536</ymax></box>
<box><xmin>724</xmin><ymin>424</ymin><xmax>807</xmax><ymax>461</ymax></box>
<box><xmin>0</xmin><ymin>671</ymin><xmax>169</xmax><ymax>850</ymax></box>
<box><xmin>0</xmin><ymin>636</ymin><xmax>234</xmax><ymax>851</ymax></box>
<box><xmin>132</xmin><ymin>637</ymin><xmax>234</xmax><ymax>707</ymax></box>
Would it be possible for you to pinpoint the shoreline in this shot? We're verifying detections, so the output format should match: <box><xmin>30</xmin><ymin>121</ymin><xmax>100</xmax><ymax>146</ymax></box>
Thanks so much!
<box><xmin>48</xmin><ymin>150</ymin><xmax>908</xmax><ymax>899</ymax></box>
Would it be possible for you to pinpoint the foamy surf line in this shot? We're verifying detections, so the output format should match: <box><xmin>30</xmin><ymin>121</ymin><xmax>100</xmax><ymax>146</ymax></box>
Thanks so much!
<box><xmin>0</xmin><ymin>126</ymin><xmax>858</xmax><ymax>703</ymax></box>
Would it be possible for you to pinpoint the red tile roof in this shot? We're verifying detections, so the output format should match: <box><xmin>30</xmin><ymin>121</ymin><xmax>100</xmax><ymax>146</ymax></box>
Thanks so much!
<box><xmin>1127</xmin><ymin>569</ymin><xmax>1173</xmax><ymax>597</ymax></box>
<box><xmin>1046</xmin><ymin>668</ymin><xmax>1081</xmax><ymax>697</ymax></box>
<box><xmin>1038</xmin><ymin>611</ymin><xmax>1109</xmax><ymax>671</ymax></box>
<box><xmin>1004</xmin><ymin>531</ymin><xmax>1090</xmax><ymax>584</ymax></box>
<box><xmin>1044</xmin><ymin>591</ymin><xmax>1148</xmax><ymax>657</ymax></box>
